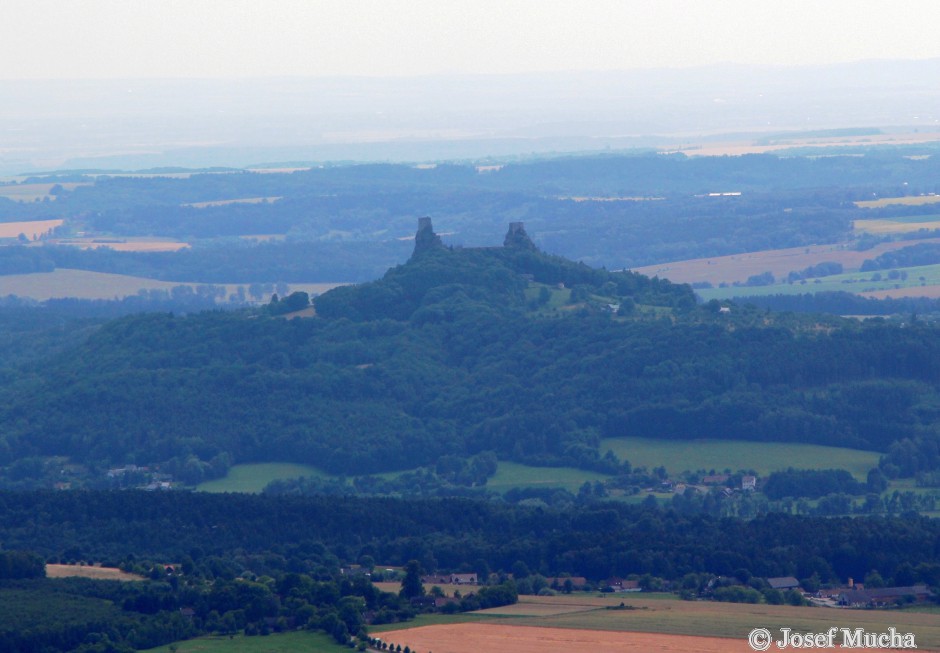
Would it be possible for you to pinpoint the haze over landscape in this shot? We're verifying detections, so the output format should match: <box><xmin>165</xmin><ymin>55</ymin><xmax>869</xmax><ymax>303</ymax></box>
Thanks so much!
<box><xmin>2</xmin><ymin>3</ymin><xmax>940</xmax><ymax>653</ymax></box>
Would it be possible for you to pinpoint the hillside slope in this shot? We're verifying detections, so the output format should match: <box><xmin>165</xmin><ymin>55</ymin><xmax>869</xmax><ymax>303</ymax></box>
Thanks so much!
<box><xmin>1</xmin><ymin>220</ymin><xmax>939</xmax><ymax>486</ymax></box>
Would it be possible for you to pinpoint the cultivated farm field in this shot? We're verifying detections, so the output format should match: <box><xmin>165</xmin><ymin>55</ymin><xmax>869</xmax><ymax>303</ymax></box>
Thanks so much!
<box><xmin>49</xmin><ymin>237</ymin><xmax>190</xmax><ymax>252</ymax></box>
<box><xmin>0</xmin><ymin>182</ymin><xmax>88</xmax><ymax>202</ymax></box>
<box><xmin>377</xmin><ymin>593</ymin><xmax>940</xmax><ymax>651</ymax></box>
<box><xmin>631</xmin><ymin>238</ymin><xmax>940</xmax><ymax>286</ymax></box>
<box><xmin>853</xmin><ymin>217</ymin><xmax>940</xmax><ymax>234</ymax></box>
<box><xmin>0</xmin><ymin>218</ymin><xmax>64</xmax><ymax>239</ymax></box>
<box><xmin>381</xmin><ymin>622</ymin><xmax>754</xmax><ymax>653</ymax></box>
<box><xmin>45</xmin><ymin>564</ymin><xmax>144</xmax><ymax>581</ymax></box>
<box><xmin>855</xmin><ymin>194</ymin><xmax>940</xmax><ymax>208</ymax></box>
<box><xmin>696</xmin><ymin>261</ymin><xmax>940</xmax><ymax>301</ymax></box>
<box><xmin>0</xmin><ymin>269</ymin><xmax>345</xmax><ymax>302</ymax></box>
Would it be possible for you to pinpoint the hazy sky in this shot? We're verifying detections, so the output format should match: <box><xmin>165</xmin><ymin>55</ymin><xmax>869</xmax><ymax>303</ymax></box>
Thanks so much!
<box><xmin>4</xmin><ymin>0</ymin><xmax>940</xmax><ymax>80</ymax></box>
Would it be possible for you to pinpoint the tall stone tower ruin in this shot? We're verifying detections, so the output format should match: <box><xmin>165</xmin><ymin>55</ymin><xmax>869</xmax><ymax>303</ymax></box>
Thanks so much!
<box><xmin>503</xmin><ymin>221</ymin><xmax>537</xmax><ymax>250</ymax></box>
<box><xmin>412</xmin><ymin>216</ymin><xmax>443</xmax><ymax>256</ymax></box>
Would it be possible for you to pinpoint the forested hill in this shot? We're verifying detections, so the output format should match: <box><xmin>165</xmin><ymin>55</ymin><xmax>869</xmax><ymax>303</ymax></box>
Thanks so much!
<box><xmin>1</xmin><ymin>222</ymin><xmax>940</xmax><ymax>486</ymax></box>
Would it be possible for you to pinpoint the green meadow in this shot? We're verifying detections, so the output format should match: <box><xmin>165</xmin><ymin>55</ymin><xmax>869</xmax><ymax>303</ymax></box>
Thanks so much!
<box><xmin>142</xmin><ymin>631</ymin><xmax>347</xmax><ymax>653</ymax></box>
<box><xmin>200</xmin><ymin>438</ymin><xmax>881</xmax><ymax>495</ymax></box>
<box><xmin>487</xmin><ymin>461</ymin><xmax>610</xmax><ymax>493</ymax></box>
<box><xmin>600</xmin><ymin>437</ymin><xmax>880</xmax><ymax>479</ymax></box>
<box><xmin>199</xmin><ymin>461</ymin><xmax>609</xmax><ymax>495</ymax></box>
<box><xmin>197</xmin><ymin>463</ymin><xmax>327</xmax><ymax>493</ymax></box>
<box><xmin>696</xmin><ymin>262</ymin><xmax>940</xmax><ymax>301</ymax></box>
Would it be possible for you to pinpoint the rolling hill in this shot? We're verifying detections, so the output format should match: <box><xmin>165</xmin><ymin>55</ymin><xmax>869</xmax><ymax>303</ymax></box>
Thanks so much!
<box><xmin>0</xmin><ymin>219</ymin><xmax>938</xmax><ymax>490</ymax></box>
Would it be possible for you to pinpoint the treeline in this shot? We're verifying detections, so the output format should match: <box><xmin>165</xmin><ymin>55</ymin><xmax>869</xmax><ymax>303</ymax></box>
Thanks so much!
<box><xmin>762</xmin><ymin>469</ymin><xmax>869</xmax><ymax>500</ymax></box>
<box><xmin>860</xmin><ymin>242</ymin><xmax>940</xmax><ymax>272</ymax></box>
<box><xmin>723</xmin><ymin>291</ymin><xmax>940</xmax><ymax>317</ymax></box>
<box><xmin>1</xmin><ymin>491</ymin><xmax>939</xmax><ymax>590</ymax></box>
<box><xmin>0</xmin><ymin>550</ymin><xmax>45</xmax><ymax>579</ymax></box>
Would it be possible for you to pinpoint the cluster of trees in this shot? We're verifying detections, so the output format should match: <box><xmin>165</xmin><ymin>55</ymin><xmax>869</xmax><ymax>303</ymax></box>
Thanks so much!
<box><xmin>786</xmin><ymin>261</ymin><xmax>843</xmax><ymax>282</ymax></box>
<box><xmin>726</xmin><ymin>291</ymin><xmax>940</xmax><ymax>317</ymax></box>
<box><xmin>860</xmin><ymin>242</ymin><xmax>940</xmax><ymax>272</ymax></box>
<box><xmin>762</xmin><ymin>469</ymin><xmax>871</xmax><ymax>500</ymax></box>
<box><xmin>0</xmin><ymin>550</ymin><xmax>45</xmax><ymax>579</ymax></box>
<box><xmin>0</xmin><ymin>567</ymin><xmax>415</xmax><ymax>653</ymax></box>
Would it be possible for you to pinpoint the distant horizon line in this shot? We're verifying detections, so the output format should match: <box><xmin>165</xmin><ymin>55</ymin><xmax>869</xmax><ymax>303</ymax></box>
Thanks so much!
<box><xmin>3</xmin><ymin>56</ymin><xmax>940</xmax><ymax>83</ymax></box>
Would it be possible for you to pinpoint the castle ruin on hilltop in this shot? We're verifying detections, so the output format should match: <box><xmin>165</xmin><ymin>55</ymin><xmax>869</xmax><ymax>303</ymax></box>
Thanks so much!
<box><xmin>412</xmin><ymin>217</ymin><xmax>536</xmax><ymax>256</ymax></box>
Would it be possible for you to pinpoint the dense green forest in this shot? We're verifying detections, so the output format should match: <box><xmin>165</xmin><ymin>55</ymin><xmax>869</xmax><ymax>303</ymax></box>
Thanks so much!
<box><xmin>1</xmin><ymin>489</ymin><xmax>937</xmax><ymax>651</ymax></box>
<box><xmin>0</xmin><ymin>225</ymin><xmax>939</xmax><ymax>491</ymax></box>
<box><xmin>2</xmin><ymin>491</ymin><xmax>939</xmax><ymax>590</ymax></box>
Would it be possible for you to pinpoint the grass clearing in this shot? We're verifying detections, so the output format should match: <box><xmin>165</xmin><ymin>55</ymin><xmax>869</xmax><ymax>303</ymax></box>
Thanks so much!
<box><xmin>141</xmin><ymin>631</ymin><xmax>347</xmax><ymax>653</ymax></box>
<box><xmin>197</xmin><ymin>463</ymin><xmax>327</xmax><ymax>493</ymax></box>
<box><xmin>200</xmin><ymin>460</ymin><xmax>610</xmax><ymax>495</ymax></box>
<box><xmin>600</xmin><ymin>437</ymin><xmax>879</xmax><ymax>479</ymax></box>
<box><xmin>487</xmin><ymin>462</ymin><xmax>609</xmax><ymax>493</ymax></box>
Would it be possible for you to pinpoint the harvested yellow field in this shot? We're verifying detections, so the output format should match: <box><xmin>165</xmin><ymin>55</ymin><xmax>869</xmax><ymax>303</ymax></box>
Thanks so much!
<box><xmin>51</xmin><ymin>238</ymin><xmax>190</xmax><ymax>252</ymax></box>
<box><xmin>373</xmin><ymin>581</ymin><xmax>469</xmax><ymax>597</ymax></box>
<box><xmin>855</xmin><ymin>194</ymin><xmax>940</xmax><ymax>208</ymax></box>
<box><xmin>0</xmin><ymin>269</ymin><xmax>195</xmax><ymax>300</ymax></box>
<box><xmin>631</xmin><ymin>238</ymin><xmax>940</xmax><ymax>285</ymax></box>
<box><xmin>386</xmin><ymin>623</ymin><xmax>754</xmax><ymax>653</ymax></box>
<box><xmin>183</xmin><ymin>196</ymin><xmax>282</xmax><ymax>208</ymax></box>
<box><xmin>0</xmin><ymin>269</ymin><xmax>347</xmax><ymax>301</ymax></box>
<box><xmin>853</xmin><ymin>219</ymin><xmax>940</xmax><ymax>234</ymax></box>
<box><xmin>46</xmin><ymin>564</ymin><xmax>144</xmax><ymax>581</ymax></box>
<box><xmin>0</xmin><ymin>219</ymin><xmax>63</xmax><ymax>239</ymax></box>
<box><xmin>0</xmin><ymin>182</ymin><xmax>88</xmax><ymax>202</ymax></box>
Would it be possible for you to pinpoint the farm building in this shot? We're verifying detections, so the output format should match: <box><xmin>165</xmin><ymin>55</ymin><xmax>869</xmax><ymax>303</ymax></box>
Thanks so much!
<box><xmin>767</xmin><ymin>576</ymin><xmax>800</xmax><ymax>590</ymax></box>
<box><xmin>838</xmin><ymin>585</ymin><xmax>931</xmax><ymax>608</ymax></box>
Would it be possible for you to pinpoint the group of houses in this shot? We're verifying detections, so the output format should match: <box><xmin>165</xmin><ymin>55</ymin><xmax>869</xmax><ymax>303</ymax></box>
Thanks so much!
<box><xmin>774</xmin><ymin>576</ymin><xmax>933</xmax><ymax>608</ymax></box>
<box><xmin>420</xmin><ymin>572</ymin><xmax>479</xmax><ymax>586</ymax></box>
<box><xmin>662</xmin><ymin>473</ymin><xmax>757</xmax><ymax>495</ymax></box>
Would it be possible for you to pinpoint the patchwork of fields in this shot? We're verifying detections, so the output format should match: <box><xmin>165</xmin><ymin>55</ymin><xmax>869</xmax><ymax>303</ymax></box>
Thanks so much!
<box><xmin>0</xmin><ymin>269</ymin><xmax>343</xmax><ymax>301</ymax></box>
<box><xmin>200</xmin><ymin>439</ymin><xmax>881</xmax><ymax>495</ymax></box>
<box><xmin>632</xmin><ymin>238</ymin><xmax>940</xmax><ymax>287</ymax></box>
<box><xmin>696</xmin><ymin>261</ymin><xmax>940</xmax><ymax>301</ymax></box>
<box><xmin>373</xmin><ymin>594</ymin><xmax>940</xmax><ymax>652</ymax></box>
